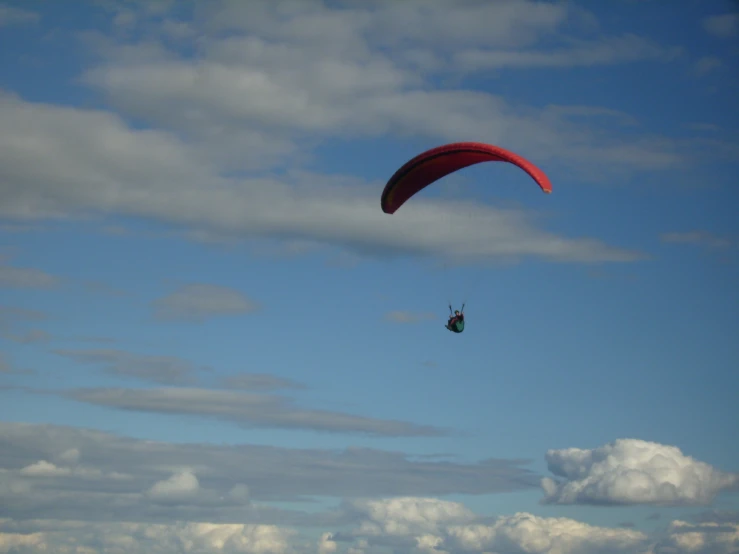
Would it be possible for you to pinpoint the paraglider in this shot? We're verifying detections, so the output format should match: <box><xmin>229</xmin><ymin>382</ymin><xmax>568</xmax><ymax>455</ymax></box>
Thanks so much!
<box><xmin>380</xmin><ymin>142</ymin><xmax>552</xmax><ymax>334</ymax></box>
<box><xmin>445</xmin><ymin>304</ymin><xmax>465</xmax><ymax>333</ymax></box>
<box><xmin>380</xmin><ymin>141</ymin><xmax>552</xmax><ymax>215</ymax></box>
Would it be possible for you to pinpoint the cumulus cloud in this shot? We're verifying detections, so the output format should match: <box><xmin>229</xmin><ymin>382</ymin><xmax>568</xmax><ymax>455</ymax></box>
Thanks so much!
<box><xmin>318</xmin><ymin>532</ymin><xmax>337</xmax><ymax>554</ymax></box>
<box><xmin>16</xmin><ymin>454</ymin><xmax>128</xmax><ymax>482</ymax></box>
<box><xmin>147</xmin><ymin>470</ymin><xmax>201</xmax><ymax>504</ymax></box>
<box><xmin>328</xmin><ymin>499</ymin><xmax>739</xmax><ymax>553</ymax></box>
<box><xmin>5</xmin><ymin>496</ymin><xmax>676</xmax><ymax>554</ymax></box>
<box><xmin>650</xmin><ymin>520</ymin><xmax>739</xmax><ymax>554</ymax></box>
<box><xmin>336</xmin><ymin>499</ymin><xmax>649</xmax><ymax>554</ymax></box>
<box><xmin>349</xmin><ymin>497</ymin><xmax>476</xmax><ymax>537</ymax></box>
<box><xmin>1</xmin><ymin>423</ymin><xmax>737</xmax><ymax>553</ymax></box>
<box><xmin>151</xmin><ymin>283</ymin><xmax>260</xmax><ymax>322</ymax></box>
<box><xmin>0</xmin><ymin>520</ymin><xmax>295</xmax><ymax>554</ymax></box>
<box><xmin>19</xmin><ymin>461</ymin><xmax>72</xmax><ymax>478</ymax></box>
<box><xmin>447</xmin><ymin>512</ymin><xmax>649</xmax><ymax>554</ymax></box>
<box><xmin>540</xmin><ymin>438</ymin><xmax>739</xmax><ymax>506</ymax></box>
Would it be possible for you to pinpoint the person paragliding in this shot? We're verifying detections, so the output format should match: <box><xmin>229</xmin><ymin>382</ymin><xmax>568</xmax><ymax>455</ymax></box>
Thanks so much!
<box><xmin>445</xmin><ymin>304</ymin><xmax>465</xmax><ymax>333</ymax></box>
<box><xmin>380</xmin><ymin>142</ymin><xmax>552</xmax><ymax>335</ymax></box>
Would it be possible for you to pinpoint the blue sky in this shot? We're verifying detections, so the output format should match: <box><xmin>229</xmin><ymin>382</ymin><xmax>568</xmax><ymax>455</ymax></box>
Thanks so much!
<box><xmin>1</xmin><ymin>1</ymin><xmax>738</xmax><ymax>553</ymax></box>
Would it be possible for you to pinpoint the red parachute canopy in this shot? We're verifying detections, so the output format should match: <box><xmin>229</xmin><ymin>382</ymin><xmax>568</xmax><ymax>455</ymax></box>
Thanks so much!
<box><xmin>381</xmin><ymin>142</ymin><xmax>552</xmax><ymax>214</ymax></box>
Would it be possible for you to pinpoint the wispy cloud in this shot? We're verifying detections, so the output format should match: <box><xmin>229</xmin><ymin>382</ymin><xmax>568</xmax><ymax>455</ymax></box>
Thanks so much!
<box><xmin>661</xmin><ymin>231</ymin><xmax>734</xmax><ymax>249</ymax></box>
<box><xmin>151</xmin><ymin>283</ymin><xmax>260</xmax><ymax>322</ymax></box>
<box><xmin>220</xmin><ymin>373</ymin><xmax>306</xmax><ymax>392</ymax></box>
<box><xmin>0</xmin><ymin>5</ymin><xmax>39</xmax><ymax>27</ymax></box>
<box><xmin>0</xmin><ymin>93</ymin><xmax>647</xmax><ymax>264</ymax></box>
<box><xmin>692</xmin><ymin>56</ymin><xmax>723</xmax><ymax>76</ymax></box>
<box><xmin>0</xmin><ymin>421</ymin><xmax>534</xmax><ymax>512</ymax></box>
<box><xmin>61</xmin><ymin>386</ymin><xmax>448</xmax><ymax>437</ymax></box>
<box><xmin>53</xmin><ymin>349</ymin><xmax>207</xmax><ymax>385</ymax></box>
<box><xmin>703</xmin><ymin>13</ymin><xmax>739</xmax><ymax>39</ymax></box>
<box><xmin>0</xmin><ymin>306</ymin><xmax>47</xmax><ymax>341</ymax></box>
<box><xmin>454</xmin><ymin>34</ymin><xmax>681</xmax><ymax>71</ymax></box>
<box><xmin>0</xmin><ymin>260</ymin><xmax>60</xmax><ymax>289</ymax></box>
<box><xmin>3</xmin><ymin>328</ymin><xmax>52</xmax><ymax>344</ymax></box>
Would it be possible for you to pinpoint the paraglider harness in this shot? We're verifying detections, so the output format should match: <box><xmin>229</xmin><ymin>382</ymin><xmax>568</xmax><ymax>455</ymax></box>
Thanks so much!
<box><xmin>445</xmin><ymin>303</ymin><xmax>465</xmax><ymax>333</ymax></box>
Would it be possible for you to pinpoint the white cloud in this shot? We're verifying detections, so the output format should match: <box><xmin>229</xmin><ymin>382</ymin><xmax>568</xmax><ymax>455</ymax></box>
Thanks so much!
<box><xmin>341</xmin><ymin>500</ymin><xmax>649</xmax><ymax>554</ymax></box>
<box><xmin>541</xmin><ymin>438</ymin><xmax>739</xmax><ymax>506</ymax></box>
<box><xmin>0</xmin><ymin>0</ymin><xmax>723</xmax><ymax>268</ymax></box>
<box><xmin>147</xmin><ymin>470</ymin><xmax>201</xmax><ymax>503</ymax></box>
<box><xmin>651</xmin><ymin>520</ymin><xmax>739</xmax><ymax>554</ymax></box>
<box><xmin>152</xmin><ymin>283</ymin><xmax>260</xmax><ymax>322</ymax></box>
<box><xmin>0</xmin><ymin>92</ymin><xmax>644</xmax><ymax>264</ymax></box>
<box><xmin>58</xmin><ymin>448</ymin><xmax>80</xmax><ymax>465</ymax></box>
<box><xmin>81</xmin><ymin>24</ymin><xmax>683</xmax><ymax>174</ymax></box>
<box><xmin>229</xmin><ymin>484</ymin><xmax>250</xmax><ymax>503</ymax></box>
<box><xmin>0</xmin><ymin>521</ymin><xmax>295</xmax><ymax>554</ymax></box>
<box><xmin>0</xmin><ymin>531</ymin><xmax>46</xmax><ymax>553</ymax></box>
<box><xmin>350</xmin><ymin>497</ymin><xmax>476</xmax><ymax>537</ymax></box>
<box><xmin>2</xmin><ymin>423</ymin><xmax>738</xmax><ymax>553</ymax></box>
<box><xmin>20</xmin><ymin>461</ymin><xmax>71</xmax><ymax>478</ymax></box>
<box><xmin>17</xmin><ymin>457</ymin><xmax>126</xmax><ymax>481</ymax></box>
<box><xmin>318</xmin><ymin>532</ymin><xmax>337</xmax><ymax>554</ymax></box>
<box><xmin>446</xmin><ymin>512</ymin><xmax>648</xmax><ymax>554</ymax></box>
<box><xmin>703</xmin><ymin>14</ymin><xmax>739</xmax><ymax>39</ymax></box>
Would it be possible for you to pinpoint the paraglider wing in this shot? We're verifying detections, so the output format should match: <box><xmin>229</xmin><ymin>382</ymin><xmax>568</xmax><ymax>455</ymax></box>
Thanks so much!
<box><xmin>380</xmin><ymin>142</ymin><xmax>552</xmax><ymax>214</ymax></box>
